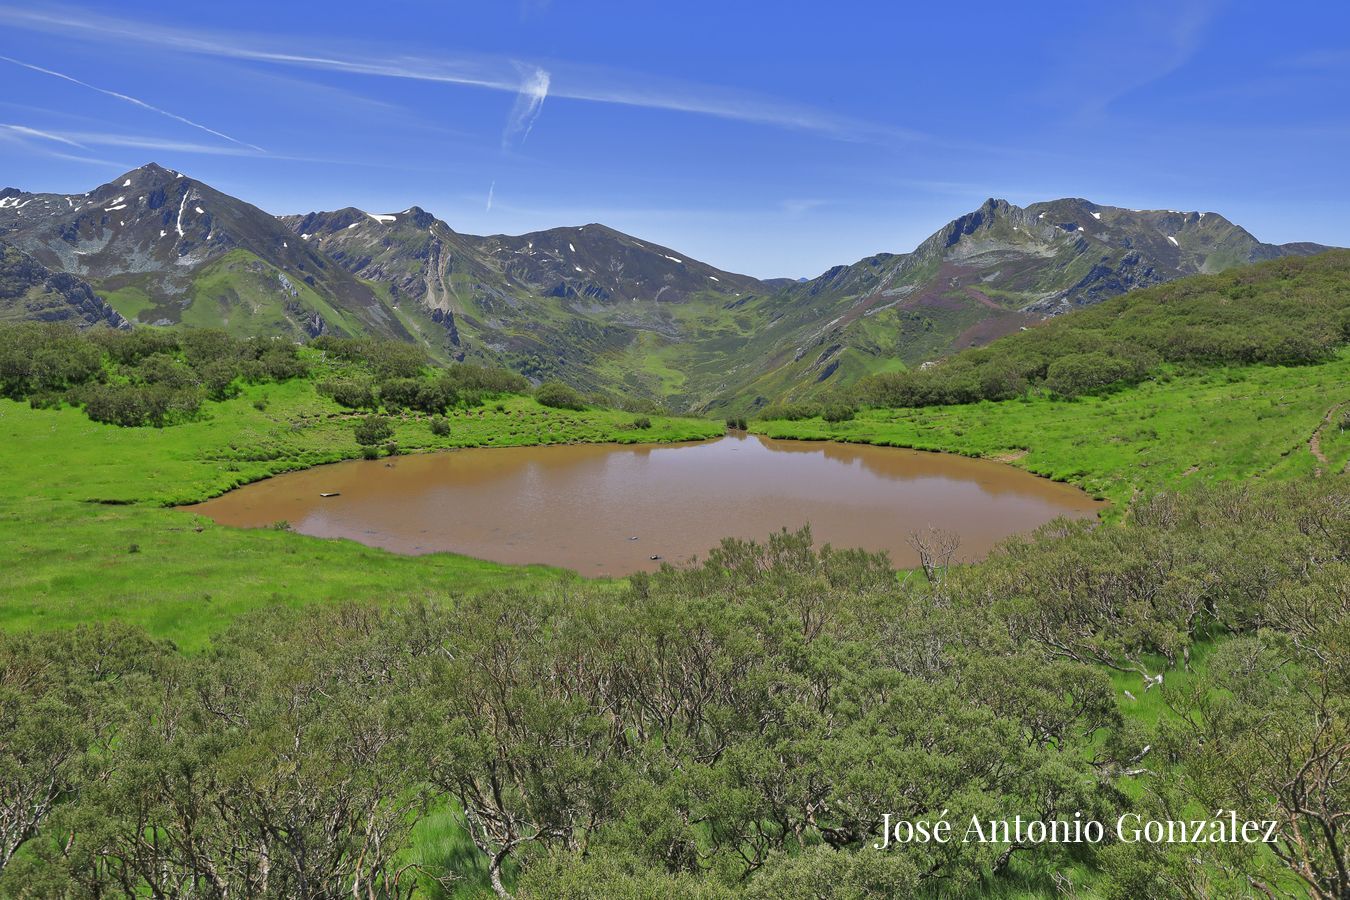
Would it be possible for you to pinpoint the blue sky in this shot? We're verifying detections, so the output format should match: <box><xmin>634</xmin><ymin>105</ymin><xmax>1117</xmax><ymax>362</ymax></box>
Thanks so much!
<box><xmin>1</xmin><ymin>1</ymin><xmax>1347</xmax><ymax>278</ymax></box>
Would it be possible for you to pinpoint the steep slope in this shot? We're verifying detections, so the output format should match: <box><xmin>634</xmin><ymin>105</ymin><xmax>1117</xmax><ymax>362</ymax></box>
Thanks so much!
<box><xmin>0</xmin><ymin>241</ymin><xmax>129</xmax><ymax>328</ymax></box>
<box><xmin>278</xmin><ymin>194</ymin><xmax>1336</xmax><ymax>411</ymax></box>
<box><xmin>472</xmin><ymin>223</ymin><xmax>766</xmax><ymax>303</ymax></box>
<box><xmin>280</xmin><ymin>207</ymin><xmax>780</xmax><ymax>398</ymax></box>
<box><xmin>0</xmin><ymin>164</ymin><xmax>411</xmax><ymax>342</ymax></box>
<box><xmin>0</xmin><ymin>165</ymin><xmax>1335</xmax><ymax>413</ymax></box>
<box><xmin>724</xmin><ymin>198</ymin><xmax>1332</xmax><ymax>409</ymax></box>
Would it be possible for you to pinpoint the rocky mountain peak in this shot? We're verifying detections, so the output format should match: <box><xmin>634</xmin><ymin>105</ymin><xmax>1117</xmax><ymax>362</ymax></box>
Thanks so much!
<box><xmin>399</xmin><ymin>206</ymin><xmax>439</xmax><ymax>229</ymax></box>
<box><xmin>0</xmin><ymin>164</ymin><xmax>1336</xmax><ymax>411</ymax></box>
<box><xmin>288</xmin><ymin>207</ymin><xmax>369</xmax><ymax>236</ymax></box>
<box><xmin>938</xmin><ymin>197</ymin><xmax>1018</xmax><ymax>247</ymax></box>
<box><xmin>92</xmin><ymin>163</ymin><xmax>186</xmax><ymax>199</ymax></box>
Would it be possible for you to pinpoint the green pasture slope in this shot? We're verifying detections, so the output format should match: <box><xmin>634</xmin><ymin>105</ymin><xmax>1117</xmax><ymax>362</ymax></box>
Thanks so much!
<box><xmin>755</xmin><ymin>352</ymin><xmax>1350</xmax><ymax>508</ymax></box>
<box><xmin>4</xmin><ymin>250</ymin><xmax>1349</xmax><ymax>647</ymax></box>
<box><xmin>0</xmin><ymin>251</ymin><xmax>1347</xmax><ymax>899</ymax></box>
<box><xmin>0</xmin><ymin>377</ymin><xmax>719</xmax><ymax>647</ymax></box>
<box><xmin>757</xmin><ymin>250</ymin><xmax>1350</xmax><ymax>506</ymax></box>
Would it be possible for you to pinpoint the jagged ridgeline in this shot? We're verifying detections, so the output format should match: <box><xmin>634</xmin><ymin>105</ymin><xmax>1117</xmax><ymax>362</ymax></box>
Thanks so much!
<box><xmin>762</xmin><ymin>249</ymin><xmax>1350</xmax><ymax>418</ymax></box>
<box><xmin>0</xmin><ymin>164</ymin><xmax>1332</xmax><ymax>411</ymax></box>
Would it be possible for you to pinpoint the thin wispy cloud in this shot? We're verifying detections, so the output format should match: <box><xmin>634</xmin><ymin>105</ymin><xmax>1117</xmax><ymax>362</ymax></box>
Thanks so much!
<box><xmin>0</xmin><ymin>123</ymin><xmax>86</xmax><ymax>148</ymax></box>
<box><xmin>486</xmin><ymin>180</ymin><xmax>495</xmax><ymax>213</ymax></box>
<box><xmin>1034</xmin><ymin>0</ymin><xmax>1221</xmax><ymax>120</ymax></box>
<box><xmin>503</xmin><ymin>66</ymin><xmax>550</xmax><ymax>147</ymax></box>
<box><xmin>1</xmin><ymin>124</ymin><xmax>265</xmax><ymax>157</ymax></box>
<box><xmin>0</xmin><ymin>53</ymin><xmax>265</xmax><ymax>152</ymax></box>
<box><xmin>0</xmin><ymin>124</ymin><xmax>474</xmax><ymax>175</ymax></box>
<box><xmin>0</xmin><ymin>6</ymin><xmax>919</xmax><ymax>145</ymax></box>
<box><xmin>52</xmin><ymin>131</ymin><xmax>264</xmax><ymax>156</ymax></box>
<box><xmin>0</xmin><ymin>125</ymin><xmax>121</xmax><ymax>166</ymax></box>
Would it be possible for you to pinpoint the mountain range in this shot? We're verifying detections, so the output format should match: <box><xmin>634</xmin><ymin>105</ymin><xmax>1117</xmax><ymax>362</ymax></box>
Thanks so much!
<box><xmin>0</xmin><ymin>163</ymin><xmax>1331</xmax><ymax>411</ymax></box>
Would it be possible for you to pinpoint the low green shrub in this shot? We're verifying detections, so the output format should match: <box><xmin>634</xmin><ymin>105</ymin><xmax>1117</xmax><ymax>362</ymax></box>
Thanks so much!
<box><xmin>535</xmin><ymin>381</ymin><xmax>586</xmax><ymax>410</ymax></box>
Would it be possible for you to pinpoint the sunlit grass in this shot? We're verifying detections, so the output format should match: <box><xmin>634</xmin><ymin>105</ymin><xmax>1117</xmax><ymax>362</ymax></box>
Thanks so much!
<box><xmin>754</xmin><ymin>353</ymin><xmax>1350</xmax><ymax>509</ymax></box>
<box><xmin>0</xmin><ymin>379</ymin><xmax>720</xmax><ymax>648</ymax></box>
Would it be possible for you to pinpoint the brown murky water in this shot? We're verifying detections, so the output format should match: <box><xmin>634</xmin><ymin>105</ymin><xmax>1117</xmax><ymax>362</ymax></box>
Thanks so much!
<box><xmin>185</xmin><ymin>435</ymin><xmax>1102</xmax><ymax>575</ymax></box>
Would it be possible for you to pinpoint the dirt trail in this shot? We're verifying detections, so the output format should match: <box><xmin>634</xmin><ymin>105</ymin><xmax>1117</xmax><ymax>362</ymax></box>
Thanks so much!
<box><xmin>1308</xmin><ymin>401</ymin><xmax>1348</xmax><ymax>476</ymax></box>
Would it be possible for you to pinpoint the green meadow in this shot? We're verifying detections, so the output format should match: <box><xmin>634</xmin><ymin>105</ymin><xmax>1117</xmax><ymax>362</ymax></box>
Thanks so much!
<box><xmin>0</xmin><ymin>375</ymin><xmax>719</xmax><ymax>646</ymax></box>
<box><xmin>754</xmin><ymin>352</ymin><xmax>1350</xmax><ymax>508</ymax></box>
<box><xmin>1</xmin><ymin>252</ymin><xmax>1347</xmax><ymax>897</ymax></box>
<box><xmin>3</xmin><ymin>346</ymin><xmax>1345</xmax><ymax>651</ymax></box>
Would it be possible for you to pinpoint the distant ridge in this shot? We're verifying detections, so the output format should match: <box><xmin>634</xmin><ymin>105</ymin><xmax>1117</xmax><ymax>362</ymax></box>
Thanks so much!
<box><xmin>0</xmin><ymin>164</ymin><xmax>1334</xmax><ymax>411</ymax></box>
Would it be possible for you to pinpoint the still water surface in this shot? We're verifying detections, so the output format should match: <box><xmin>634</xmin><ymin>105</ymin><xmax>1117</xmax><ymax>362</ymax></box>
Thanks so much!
<box><xmin>186</xmin><ymin>434</ymin><xmax>1102</xmax><ymax>574</ymax></box>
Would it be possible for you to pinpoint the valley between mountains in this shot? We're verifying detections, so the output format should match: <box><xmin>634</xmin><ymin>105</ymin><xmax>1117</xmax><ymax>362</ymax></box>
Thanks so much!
<box><xmin>1</xmin><ymin>162</ymin><xmax>1331</xmax><ymax>412</ymax></box>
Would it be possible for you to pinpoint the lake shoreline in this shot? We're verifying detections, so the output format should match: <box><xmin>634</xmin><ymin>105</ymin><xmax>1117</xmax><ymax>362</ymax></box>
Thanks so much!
<box><xmin>185</xmin><ymin>434</ymin><xmax>1103</xmax><ymax>574</ymax></box>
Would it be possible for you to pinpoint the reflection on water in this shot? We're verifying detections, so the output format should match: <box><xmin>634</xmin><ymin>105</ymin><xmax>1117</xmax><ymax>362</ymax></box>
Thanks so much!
<box><xmin>185</xmin><ymin>434</ymin><xmax>1102</xmax><ymax>575</ymax></box>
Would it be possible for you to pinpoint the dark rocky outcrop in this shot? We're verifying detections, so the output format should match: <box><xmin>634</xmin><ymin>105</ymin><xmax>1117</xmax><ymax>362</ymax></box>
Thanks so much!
<box><xmin>0</xmin><ymin>241</ymin><xmax>129</xmax><ymax>328</ymax></box>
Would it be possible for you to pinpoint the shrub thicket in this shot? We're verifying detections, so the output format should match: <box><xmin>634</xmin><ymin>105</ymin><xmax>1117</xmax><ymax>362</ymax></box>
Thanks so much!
<box><xmin>0</xmin><ymin>325</ymin><xmax>537</xmax><ymax>428</ymax></box>
<box><xmin>535</xmin><ymin>380</ymin><xmax>586</xmax><ymax>410</ymax></box>
<box><xmin>353</xmin><ymin>414</ymin><xmax>394</xmax><ymax>448</ymax></box>
<box><xmin>0</xmin><ymin>481</ymin><xmax>1344</xmax><ymax>896</ymax></box>
<box><xmin>311</xmin><ymin>335</ymin><xmax>426</xmax><ymax>379</ymax></box>
<box><xmin>758</xmin><ymin>400</ymin><xmax>823</xmax><ymax>421</ymax></box>
<box><xmin>0</xmin><ymin>324</ymin><xmax>315</xmax><ymax>426</ymax></box>
<box><xmin>317</xmin><ymin>378</ymin><xmax>377</xmax><ymax>410</ymax></box>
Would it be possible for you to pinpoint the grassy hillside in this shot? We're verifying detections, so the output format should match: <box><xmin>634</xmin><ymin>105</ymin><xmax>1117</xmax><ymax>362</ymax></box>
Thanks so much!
<box><xmin>755</xmin><ymin>353</ymin><xmax>1350</xmax><ymax>507</ymax></box>
<box><xmin>2</xmin><ymin>254</ymin><xmax>1345</xmax><ymax>646</ymax></box>
<box><xmin>0</xmin><ymin>253</ymin><xmax>1347</xmax><ymax>898</ymax></box>
<box><xmin>755</xmin><ymin>251</ymin><xmax>1350</xmax><ymax>505</ymax></box>
<box><xmin>279</xmin><ymin>197</ymin><xmax>1335</xmax><ymax>416</ymax></box>
<box><xmin>0</xmin><ymin>332</ymin><xmax>719</xmax><ymax>647</ymax></box>
<box><xmin>10</xmin><ymin>166</ymin><xmax>1337</xmax><ymax>417</ymax></box>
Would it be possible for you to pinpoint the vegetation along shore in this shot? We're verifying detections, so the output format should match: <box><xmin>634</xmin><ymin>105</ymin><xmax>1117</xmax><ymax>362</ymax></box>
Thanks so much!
<box><xmin>0</xmin><ymin>246</ymin><xmax>1346</xmax><ymax>896</ymax></box>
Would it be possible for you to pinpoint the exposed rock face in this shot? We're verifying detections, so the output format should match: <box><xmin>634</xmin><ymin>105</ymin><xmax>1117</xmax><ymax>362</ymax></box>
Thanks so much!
<box><xmin>0</xmin><ymin>241</ymin><xmax>129</xmax><ymax>328</ymax></box>
<box><xmin>0</xmin><ymin>166</ymin><xmax>1336</xmax><ymax>411</ymax></box>
<box><xmin>278</xmin><ymin>211</ymin><xmax>770</xmax><ymax>309</ymax></box>
<box><xmin>283</xmin><ymin>300</ymin><xmax>329</xmax><ymax>338</ymax></box>
<box><xmin>276</xmin><ymin>206</ymin><xmax>781</xmax><ymax>390</ymax></box>
<box><xmin>471</xmin><ymin>223</ymin><xmax>766</xmax><ymax>304</ymax></box>
<box><xmin>0</xmin><ymin>164</ymin><xmax>411</xmax><ymax>343</ymax></box>
<box><xmin>429</xmin><ymin>308</ymin><xmax>460</xmax><ymax>346</ymax></box>
<box><xmin>736</xmin><ymin>197</ymin><xmax>1333</xmax><ymax>400</ymax></box>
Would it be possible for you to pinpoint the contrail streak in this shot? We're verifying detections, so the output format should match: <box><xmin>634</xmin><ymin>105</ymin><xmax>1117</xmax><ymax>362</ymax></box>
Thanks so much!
<box><xmin>0</xmin><ymin>54</ymin><xmax>265</xmax><ymax>152</ymax></box>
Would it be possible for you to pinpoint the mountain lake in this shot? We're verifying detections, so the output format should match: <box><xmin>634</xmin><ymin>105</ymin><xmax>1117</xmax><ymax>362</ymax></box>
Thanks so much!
<box><xmin>184</xmin><ymin>434</ymin><xmax>1104</xmax><ymax>575</ymax></box>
